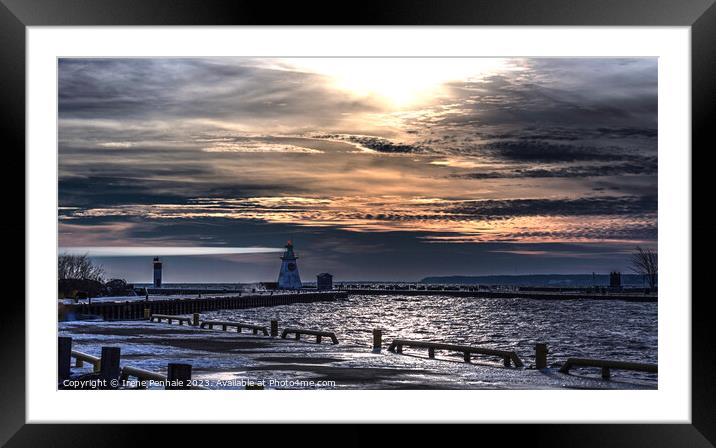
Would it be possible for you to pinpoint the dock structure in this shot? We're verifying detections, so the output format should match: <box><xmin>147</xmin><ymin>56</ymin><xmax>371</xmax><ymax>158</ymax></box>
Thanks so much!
<box><xmin>559</xmin><ymin>357</ymin><xmax>657</xmax><ymax>380</ymax></box>
<box><xmin>281</xmin><ymin>328</ymin><xmax>339</xmax><ymax>344</ymax></box>
<box><xmin>62</xmin><ymin>291</ymin><xmax>347</xmax><ymax>321</ymax></box>
<box><xmin>200</xmin><ymin>320</ymin><xmax>269</xmax><ymax>335</ymax></box>
<box><xmin>388</xmin><ymin>339</ymin><xmax>524</xmax><ymax>367</ymax></box>
<box><xmin>338</xmin><ymin>286</ymin><xmax>656</xmax><ymax>302</ymax></box>
<box><xmin>61</xmin><ymin>337</ymin><xmax>207</xmax><ymax>389</ymax></box>
<box><xmin>150</xmin><ymin>314</ymin><xmax>193</xmax><ymax>325</ymax></box>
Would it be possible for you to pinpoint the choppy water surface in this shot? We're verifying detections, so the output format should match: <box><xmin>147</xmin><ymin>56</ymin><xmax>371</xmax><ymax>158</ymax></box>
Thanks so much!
<box><xmin>206</xmin><ymin>294</ymin><xmax>657</xmax><ymax>381</ymax></box>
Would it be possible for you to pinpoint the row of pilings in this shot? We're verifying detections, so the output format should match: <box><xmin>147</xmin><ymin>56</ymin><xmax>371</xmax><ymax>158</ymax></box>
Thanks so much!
<box><xmin>62</xmin><ymin>291</ymin><xmax>348</xmax><ymax>321</ymax></box>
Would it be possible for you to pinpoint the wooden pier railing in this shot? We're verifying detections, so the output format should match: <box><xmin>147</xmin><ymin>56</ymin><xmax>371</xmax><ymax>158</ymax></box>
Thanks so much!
<box><xmin>119</xmin><ymin>365</ymin><xmax>208</xmax><ymax>390</ymax></box>
<box><xmin>150</xmin><ymin>314</ymin><xmax>193</xmax><ymax>325</ymax></box>
<box><xmin>71</xmin><ymin>350</ymin><xmax>101</xmax><ymax>372</ymax></box>
<box><xmin>281</xmin><ymin>328</ymin><xmax>339</xmax><ymax>344</ymax></box>
<box><xmin>388</xmin><ymin>339</ymin><xmax>524</xmax><ymax>367</ymax></box>
<box><xmin>61</xmin><ymin>337</ymin><xmax>206</xmax><ymax>390</ymax></box>
<box><xmin>200</xmin><ymin>320</ymin><xmax>269</xmax><ymax>335</ymax></box>
<box><xmin>559</xmin><ymin>357</ymin><xmax>657</xmax><ymax>380</ymax></box>
<box><xmin>62</xmin><ymin>291</ymin><xmax>348</xmax><ymax>322</ymax></box>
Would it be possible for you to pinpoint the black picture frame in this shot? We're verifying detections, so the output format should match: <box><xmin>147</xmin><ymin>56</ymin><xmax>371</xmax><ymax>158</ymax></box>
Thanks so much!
<box><xmin>3</xmin><ymin>0</ymin><xmax>709</xmax><ymax>445</ymax></box>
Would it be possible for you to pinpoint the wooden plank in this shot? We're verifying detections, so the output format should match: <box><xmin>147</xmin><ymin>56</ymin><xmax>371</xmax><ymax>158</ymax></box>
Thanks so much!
<box><xmin>388</xmin><ymin>339</ymin><xmax>523</xmax><ymax>367</ymax></box>
<box><xmin>560</xmin><ymin>357</ymin><xmax>657</xmax><ymax>374</ymax></box>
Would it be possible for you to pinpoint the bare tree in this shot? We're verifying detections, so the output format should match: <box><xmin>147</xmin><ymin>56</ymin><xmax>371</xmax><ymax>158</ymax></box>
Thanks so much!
<box><xmin>58</xmin><ymin>253</ymin><xmax>105</xmax><ymax>282</ymax></box>
<box><xmin>629</xmin><ymin>246</ymin><xmax>657</xmax><ymax>291</ymax></box>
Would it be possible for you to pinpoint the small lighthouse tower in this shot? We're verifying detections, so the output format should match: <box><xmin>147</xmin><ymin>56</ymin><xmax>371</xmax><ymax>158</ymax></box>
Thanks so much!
<box><xmin>153</xmin><ymin>257</ymin><xmax>162</xmax><ymax>288</ymax></box>
<box><xmin>277</xmin><ymin>241</ymin><xmax>302</xmax><ymax>290</ymax></box>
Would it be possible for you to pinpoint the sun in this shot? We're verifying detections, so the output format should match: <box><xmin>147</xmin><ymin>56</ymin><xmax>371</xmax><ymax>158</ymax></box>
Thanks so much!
<box><xmin>281</xmin><ymin>58</ymin><xmax>512</xmax><ymax>108</ymax></box>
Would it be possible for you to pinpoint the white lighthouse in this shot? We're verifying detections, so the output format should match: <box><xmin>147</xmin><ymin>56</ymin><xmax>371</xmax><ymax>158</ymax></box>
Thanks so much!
<box><xmin>277</xmin><ymin>241</ymin><xmax>302</xmax><ymax>290</ymax></box>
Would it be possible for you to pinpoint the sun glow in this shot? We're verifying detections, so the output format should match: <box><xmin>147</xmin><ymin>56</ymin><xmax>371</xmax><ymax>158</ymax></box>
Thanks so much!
<box><xmin>280</xmin><ymin>58</ymin><xmax>515</xmax><ymax>108</ymax></box>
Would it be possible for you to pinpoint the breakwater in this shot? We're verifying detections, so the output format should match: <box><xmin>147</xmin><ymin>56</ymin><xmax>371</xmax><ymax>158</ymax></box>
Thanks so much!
<box><xmin>61</xmin><ymin>291</ymin><xmax>347</xmax><ymax>321</ymax></box>
<box><xmin>340</xmin><ymin>288</ymin><xmax>656</xmax><ymax>302</ymax></box>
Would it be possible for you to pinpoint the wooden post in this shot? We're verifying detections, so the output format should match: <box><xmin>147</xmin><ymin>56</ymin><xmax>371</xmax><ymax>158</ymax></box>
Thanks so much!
<box><xmin>144</xmin><ymin>308</ymin><xmax>151</xmax><ymax>320</ymax></box>
<box><xmin>535</xmin><ymin>343</ymin><xmax>548</xmax><ymax>369</ymax></box>
<box><xmin>463</xmin><ymin>352</ymin><xmax>471</xmax><ymax>363</ymax></box>
<box><xmin>58</xmin><ymin>337</ymin><xmax>72</xmax><ymax>381</ymax></box>
<box><xmin>100</xmin><ymin>347</ymin><xmax>121</xmax><ymax>385</ymax></box>
<box><xmin>428</xmin><ymin>347</ymin><xmax>435</xmax><ymax>359</ymax></box>
<box><xmin>372</xmin><ymin>329</ymin><xmax>382</xmax><ymax>353</ymax></box>
<box><xmin>192</xmin><ymin>313</ymin><xmax>200</xmax><ymax>326</ymax></box>
<box><xmin>316</xmin><ymin>335</ymin><xmax>322</xmax><ymax>344</ymax></box>
<box><xmin>602</xmin><ymin>367</ymin><xmax>611</xmax><ymax>380</ymax></box>
<box><xmin>270</xmin><ymin>320</ymin><xmax>278</xmax><ymax>337</ymax></box>
<box><xmin>167</xmin><ymin>363</ymin><xmax>192</xmax><ymax>390</ymax></box>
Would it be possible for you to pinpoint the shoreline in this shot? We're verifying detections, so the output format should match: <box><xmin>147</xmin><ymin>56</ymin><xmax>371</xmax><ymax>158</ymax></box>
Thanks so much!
<box><xmin>59</xmin><ymin>319</ymin><xmax>657</xmax><ymax>390</ymax></box>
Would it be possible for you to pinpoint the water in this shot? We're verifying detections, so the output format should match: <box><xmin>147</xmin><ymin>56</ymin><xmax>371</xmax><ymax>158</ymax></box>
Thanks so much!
<box><xmin>204</xmin><ymin>294</ymin><xmax>657</xmax><ymax>382</ymax></box>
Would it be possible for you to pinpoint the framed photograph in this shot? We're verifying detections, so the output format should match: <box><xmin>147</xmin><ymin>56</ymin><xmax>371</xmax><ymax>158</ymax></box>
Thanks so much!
<box><xmin>5</xmin><ymin>0</ymin><xmax>709</xmax><ymax>445</ymax></box>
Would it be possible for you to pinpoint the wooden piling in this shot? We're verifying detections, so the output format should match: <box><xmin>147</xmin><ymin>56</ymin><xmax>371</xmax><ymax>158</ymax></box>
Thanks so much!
<box><xmin>100</xmin><ymin>347</ymin><xmax>121</xmax><ymax>384</ymax></box>
<box><xmin>535</xmin><ymin>343</ymin><xmax>548</xmax><ymax>369</ymax></box>
<box><xmin>58</xmin><ymin>336</ymin><xmax>72</xmax><ymax>381</ymax></box>
<box><xmin>372</xmin><ymin>329</ymin><xmax>382</xmax><ymax>353</ymax></box>
<box><xmin>167</xmin><ymin>363</ymin><xmax>192</xmax><ymax>390</ymax></box>
<box><xmin>144</xmin><ymin>308</ymin><xmax>151</xmax><ymax>320</ymax></box>
<box><xmin>192</xmin><ymin>313</ymin><xmax>200</xmax><ymax>326</ymax></box>
<box><xmin>271</xmin><ymin>320</ymin><xmax>278</xmax><ymax>337</ymax></box>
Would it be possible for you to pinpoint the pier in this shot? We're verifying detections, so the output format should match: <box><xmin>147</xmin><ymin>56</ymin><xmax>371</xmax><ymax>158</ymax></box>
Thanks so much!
<box><xmin>337</xmin><ymin>286</ymin><xmax>656</xmax><ymax>302</ymax></box>
<box><xmin>62</xmin><ymin>291</ymin><xmax>347</xmax><ymax>321</ymax></box>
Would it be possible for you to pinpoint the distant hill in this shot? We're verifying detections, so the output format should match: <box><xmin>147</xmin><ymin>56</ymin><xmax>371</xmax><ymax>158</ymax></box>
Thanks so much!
<box><xmin>420</xmin><ymin>274</ymin><xmax>647</xmax><ymax>287</ymax></box>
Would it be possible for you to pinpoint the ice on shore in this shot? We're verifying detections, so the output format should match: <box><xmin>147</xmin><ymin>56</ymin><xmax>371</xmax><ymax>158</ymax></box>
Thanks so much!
<box><xmin>59</xmin><ymin>320</ymin><xmax>656</xmax><ymax>390</ymax></box>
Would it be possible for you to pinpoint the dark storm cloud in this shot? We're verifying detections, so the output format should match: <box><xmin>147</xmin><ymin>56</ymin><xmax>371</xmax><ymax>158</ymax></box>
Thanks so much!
<box><xmin>412</xmin><ymin>59</ymin><xmax>657</xmax><ymax>163</ymax></box>
<box><xmin>58</xmin><ymin>175</ymin><xmax>292</xmax><ymax>207</ymax></box>
<box><xmin>344</xmin><ymin>136</ymin><xmax>424</xmax><ymax>153</ymax></box>
<box><xmin>60</xmin><ymin>193</ymin><xmax>657</xmax><ymax>239</ymax></box>
<box><xmin>459</xmin><ymin>159</ymin><xmax>657</xmax><ymax>179</ymax></box>
<box><xmin>311</xmin><ymin>134</ymin><xmax>424</xmax><ymax>153</ymax></box>
<box><xmin>508</xmin><ymin>224</ymin><xmax>657</xmax><ymax>242</ymax></box>
<box><xmin>442</xmin><ymin>59</ymin><xmax>656</xmax><ymax>129</ymax></box>
<box><xmin>478</xmin><ymin>141</ymin><xmax>645</xmax><ymax>163</ymax></box>
<box><xmin>476</xmin><ymin>127</ymin><xmax>657</xmax><ymax>141</ymax></box>
<box><xmin>59</xmin><ymin>58</ymin><xmax>378</xmax><ymax>123</ymax></box>
<box><xmin>445</xmin><ymin>195</ymin><xmax>656</xmax><ymax>219</ymax></box>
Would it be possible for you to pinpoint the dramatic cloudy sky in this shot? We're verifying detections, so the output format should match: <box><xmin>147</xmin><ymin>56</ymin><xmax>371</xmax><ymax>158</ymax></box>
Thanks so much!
<box><xmin>58</xmin><ymin>57</ymin><xmax>657</xmax><ymax>283</ymax></box>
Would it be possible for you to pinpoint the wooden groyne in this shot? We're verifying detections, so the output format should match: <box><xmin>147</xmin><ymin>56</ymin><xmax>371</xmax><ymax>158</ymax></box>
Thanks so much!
<box><xmin>341</xmin><ymin>288</ymin><xmax>656</xmax><ymax>302</ymax></box>
<box><xmin>62</xmin><ymin>291</ymin><xmax>347</xmax><ymax>321</ymax></box>
<box><xmin>135</xmin><ymin>287</ymin><xmax>243</xmax><ymax>296</ymax></box>
<box><xmin>60</xmin><ymin>336</ymin><xmax>207</xmax><ymax>389</ymax></box>
<box><xmin>559</xmin><ymin>357</ymin><xmax>657</xmax><ymax>380</ymax></box>
<box><xmin>388</xmin><ymin>339</ymin><xmax>524</xmax><ymax>367</ymax></box>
